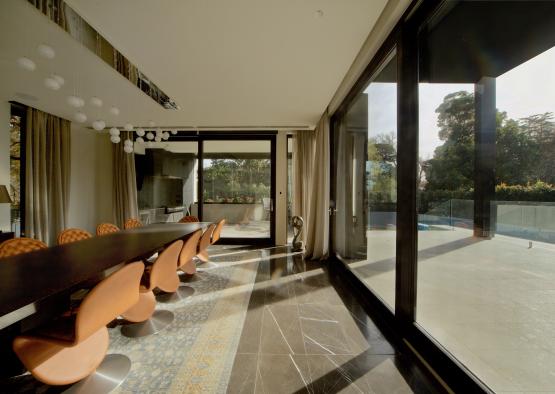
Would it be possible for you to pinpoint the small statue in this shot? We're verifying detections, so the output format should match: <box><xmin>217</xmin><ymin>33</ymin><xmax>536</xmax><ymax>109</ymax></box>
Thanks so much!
<box><xmin>291</xmin><ymin>216</ymin><xmax>304</xmax><ymax>252</ymax></box>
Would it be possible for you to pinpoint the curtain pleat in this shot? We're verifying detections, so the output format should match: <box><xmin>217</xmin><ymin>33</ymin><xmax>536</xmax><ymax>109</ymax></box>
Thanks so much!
<box><xmin>25</xmin><ymin>108</ymin><xmax>71</xmax><ymax>245</ymax></box>
<box><xmin>113</xmin><ymin>131</ymin><xmax>139</xmax><ymax>227</ymax></box>
<box><xmin>292</xmin><ymin>112</ymin><xmax>330</xmax><ymax>260</ymax></box>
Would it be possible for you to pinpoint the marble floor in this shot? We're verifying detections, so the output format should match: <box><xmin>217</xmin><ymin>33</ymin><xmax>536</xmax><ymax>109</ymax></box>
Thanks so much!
<box><xmin>226</xmin><ymin>246</ymin><xmax>443</xmax><ymax>394</ymax></box>
<box><xmin>351</xmin><ymin>227</ymin><xmax>555</xmax><ymax>393</ymax></box>
<box><xmin>2</xmin><ymin>244</ymin><xmax>443</xmax><ymax>393</ymax></box>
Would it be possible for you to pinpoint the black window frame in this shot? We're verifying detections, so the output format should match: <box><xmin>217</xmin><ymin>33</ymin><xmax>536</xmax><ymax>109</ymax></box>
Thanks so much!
<box><xmin>329</xmin><ymin>0</ymin><xmax>492</xmax><ymax>392</ymax></box>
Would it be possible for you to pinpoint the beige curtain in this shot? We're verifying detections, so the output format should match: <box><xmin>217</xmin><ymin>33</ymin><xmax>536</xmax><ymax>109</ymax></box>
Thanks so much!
<box><xmin>113</xmin><ymin>131</ymin><xmax>139</xmax><ymax>227</ymax></box>
<box><xmin>292</xmin><ymin>112</ymin><xmax>330</xmax><ymax>260</ymax></box>
<box><xmin>25</xmin><ymin>107</ymin><xmax>71</xmax><ymax>245</ymax></box>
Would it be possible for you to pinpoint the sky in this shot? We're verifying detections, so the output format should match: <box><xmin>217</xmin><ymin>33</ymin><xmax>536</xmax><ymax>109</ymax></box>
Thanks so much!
<box><xmin>364</xmin><ymin>45</ymin><xmax>555</xmax><ymax>159</ymax></box>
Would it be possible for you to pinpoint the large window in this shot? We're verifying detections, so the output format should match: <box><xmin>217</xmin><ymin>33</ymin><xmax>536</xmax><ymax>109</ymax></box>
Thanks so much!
<box><xmin>416</xmin><ymin>2</ymin><xmax>555</xmax><ymax>391</ymax></box>
<box><xmin>331</xmin><ymin>0</ymin><xmax>555</xmax><ymax>391</ymax></box>
<box><xmin>334</xmin><ymin>51</ymin><xmax>397</xmax><ymax>309</ymax></box>
<box><xmin>9</xmin><ymin>105</ymin><xmax>24</xmax><ymax>236</ymax></box>
<box><xmin>202</xmin><ymin>140</ymin><xmax>272</xmax><ymax>239</ymax></box>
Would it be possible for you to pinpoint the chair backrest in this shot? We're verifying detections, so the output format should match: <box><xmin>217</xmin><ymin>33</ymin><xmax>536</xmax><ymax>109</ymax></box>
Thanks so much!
<box><xmin>96</xmin><ymin>223</ymin><xmax>120</xmax><ymax>236</ymax></box>
<box><xmin>150</xmin><ymin>240</ymin><xmax>183</xmax><ymax>288</ymax></box>
<box><xmin>0</xmin><ymin>238</ymin><xmax>47</xmax><ymax>258</ymax></box>
<box><xmin>211</xmin><ymin>219</ymin><xmax>226</xmax><ymax>244</ymax></box>
<box><xmin>124</xmin><ymin>218</ymin><xmax>142</xmax><ymax>229</ymax></box>
<box><xmin>198</xmin><ymin>224</ymin><xmax>216</xmax><ymax>253</ymax></box>
<box><xmin>179</xmin><ymin>229</ymin><xmax>202</xmax><ymax>268</ymax></box>
<box><xmin>75</xmin><ymin>261</ymin><xmax>144</xmax><ymax>343</ymax></box>
<box><xmin>57</xmin><ymin>228</ymin><xmax>92</xmax><ymax>245</ymax></box>
<box><xmin>179</xmin><ymin>216</ymin><xmax>199</xmax><ymax>223</ymax></box>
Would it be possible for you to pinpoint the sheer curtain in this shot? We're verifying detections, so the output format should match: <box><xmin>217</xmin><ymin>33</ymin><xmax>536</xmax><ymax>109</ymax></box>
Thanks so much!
<box><xmin>292</xmin><ymin>112</ymin><xmax>330</xmax><ymax>260</ymax></box>
<box><xmin>112</xmin><ymin>131</ymin><xmax>138</xmax><ymax>227</ymax></box>
<box><xmin>25</xmin><ymin>107</ymin><xmax>71</xmax><ymax>245</ymax></box>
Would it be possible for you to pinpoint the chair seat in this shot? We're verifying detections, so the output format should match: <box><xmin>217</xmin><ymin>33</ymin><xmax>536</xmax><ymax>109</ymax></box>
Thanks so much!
<box><xmin>13</xmin><ymin>327</ymin><xmax>109</xmax><ymax>386</ymax></box>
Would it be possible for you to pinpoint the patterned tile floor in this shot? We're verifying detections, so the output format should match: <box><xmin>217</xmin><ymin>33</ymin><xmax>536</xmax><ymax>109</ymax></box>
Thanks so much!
<box><xmin>1</xmin><ymin>245</ymin><xmax>444</xmax><ymax>393</ymax></box>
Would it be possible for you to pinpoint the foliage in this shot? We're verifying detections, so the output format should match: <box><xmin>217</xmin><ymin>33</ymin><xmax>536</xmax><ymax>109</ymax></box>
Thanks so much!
<box><xmin>203</xmin><ymin>158</ymin><xmax>271</xmax><ymax>203</ymax></box>
<box><xmin>9</xmin><ymin>116</ymin><xmax>21</xmax><ymax>209</ymax></box>
<box><xmin>367</xmin><ymin>132</ymin><xmax>397</xmax><ymax>203</ymax></box>
<box><xmin>421</xmin><ymin>91</ymin><xmax>555</xmax><ymax>203</ymax></box>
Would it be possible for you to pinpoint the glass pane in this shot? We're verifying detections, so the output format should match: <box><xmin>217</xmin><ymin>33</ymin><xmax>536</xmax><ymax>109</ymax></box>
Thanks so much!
<box><xmin>335</xmin><ymin>51</ymin><xmax>397</xmax><ymax>309</ymax></box>
<box><xmin>9</xmin><ymin>114</ymin><xmax>21</xmax><ymax>236</ymax></box>
<box><xmin>417</xmin><ymin>2</ymin><xmax>555</xmax><ymax>391</ymax></box>
<box><xmin>203</xmin><ymin>140</ymin><xmax>271</xmax><ymax>238</ymax></box>
<box><xmin>287</xmin><ymin>136</ymin><xmax>294</xmax><ymax>243</ymax></box>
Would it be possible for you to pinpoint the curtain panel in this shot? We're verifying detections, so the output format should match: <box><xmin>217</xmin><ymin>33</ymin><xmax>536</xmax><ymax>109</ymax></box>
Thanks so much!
<box><xmin>112</xmin><ymin>131</ymin><xmax>139</xmax><ymax>227</ymax></box>
<box><xmin>293</xmin><ymin>112</ymin><xmax>330</xmax><ymax>260</ymax></box>
<box><xmin>25</xmin><ymin>107</ymin><xmax>71</xmax><ymax>245</ymax></box>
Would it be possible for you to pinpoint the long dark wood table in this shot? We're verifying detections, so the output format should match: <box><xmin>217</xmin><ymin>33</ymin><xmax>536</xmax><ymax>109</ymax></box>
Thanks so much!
<box><xmin>0</xmin><ymin>223</ymin><xmax>205</xmax><ymax>330</ymax></box>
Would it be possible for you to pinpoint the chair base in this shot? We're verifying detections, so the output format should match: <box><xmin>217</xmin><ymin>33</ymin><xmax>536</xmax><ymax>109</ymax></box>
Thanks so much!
<box><xmin>63</xmin><ymin>354</ymin><xmax>131</xmax><ymax>394</ymax></box>
<box><xmin>179</xmin><ymin>272</ymin><xmax>201</xmax><ymax>283</ymax></box>
<box><xmin>156</xmin><ymin>285</ymin><xmax>195</xmax><ymax>303</ymax></box>
<box><xmin>197</xmin><ymin>261</ymin><xmax>218</xmax><ymax>271</ymax></box>
<box><xmin>120</xmin><ymin>310</ymin><xmax>174</xmax><ymax>338</ymax></box>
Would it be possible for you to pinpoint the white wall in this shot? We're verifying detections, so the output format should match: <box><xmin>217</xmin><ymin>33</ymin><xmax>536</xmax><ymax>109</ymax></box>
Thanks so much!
<box><xmin>0</xmin><ymin>101</ymin><xmax>10</xmax><ymax>231</ymax></box>
<box><xmin>67</xmin><ymin>126</ymin><xmax>113</xmax><ymax>233</ymax></box>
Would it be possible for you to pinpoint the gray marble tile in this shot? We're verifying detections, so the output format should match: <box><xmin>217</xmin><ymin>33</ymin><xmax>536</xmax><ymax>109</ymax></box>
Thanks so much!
<box><xmin>259</xmin><ymin>305</ymin><xmax>305</xmax><ymax>355</ymax></box>
<box><xmin>256</xmin><ymin>354</ymin><xmax>311</xmax><ymax>394</ymax></box>
<box><xmin>236</xmin><ymin>287</ymin><xmax>265</xmax><ymax>354</ymax></box>
<box><xmin>227</xmin><ymin>353</ymin><xmax>258</xmax><ymax>394</ymax></box>
<box><xmin>299</xmin><ymin>304</ymin><xmax>370</xmax><ymax>356</ymax></box>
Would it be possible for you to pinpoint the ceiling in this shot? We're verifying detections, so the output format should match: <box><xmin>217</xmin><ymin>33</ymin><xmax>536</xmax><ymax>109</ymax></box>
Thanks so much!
<box><xmin>0</xmin><ymin>0</ymin><xmax>388</xmax><ymax>129</ymax></box>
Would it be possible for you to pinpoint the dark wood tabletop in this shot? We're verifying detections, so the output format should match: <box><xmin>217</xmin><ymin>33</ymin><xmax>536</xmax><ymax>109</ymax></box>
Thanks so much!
<box><xmin>0</xmin><ymin>223</ymin><xmax>205</xmax><ymax>327</ymax></box>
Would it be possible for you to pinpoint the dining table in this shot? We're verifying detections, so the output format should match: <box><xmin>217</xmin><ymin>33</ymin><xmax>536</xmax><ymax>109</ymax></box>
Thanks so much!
<box><xmin>0</xmin><ymin>222</ymin><xmax>207</xmax><ymax>330</ymax></box>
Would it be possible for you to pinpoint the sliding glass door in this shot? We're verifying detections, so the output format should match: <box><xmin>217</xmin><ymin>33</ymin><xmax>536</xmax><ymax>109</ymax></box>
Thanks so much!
<box><xmin>200</xmin><ymin>137</ymin><xmax>275</xmax><ymax>244</ymax></box>
<box><xmin>330</xmin><ymin>0</ymin><xmax>555</xmax><ymax>391</ymax></box>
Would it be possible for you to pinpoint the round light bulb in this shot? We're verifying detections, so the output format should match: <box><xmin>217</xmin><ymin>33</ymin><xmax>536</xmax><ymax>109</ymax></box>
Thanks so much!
<box><xmin>136</xmin><ymin>137</ymin><xmax>145</xmax><ymax>144</ymax></box>
<box><xmin>109</xmin><ymin>106</ymin><xmax>120</xmax><ymax>116</ymax></box>
<box><xmin>124</xmin><ymin>145</ymin><xmax>133</xmax><ymax>154</ymax></box>
<box><xmin>170</xmin><ymin>130</ymin><xmax>177</xmax><ymax>135</ymax></box>
<box><xmin>44</xmin><ymin>77</ymin><xmax>60</xmax><ymax>90</ymax></box>
<box><xmin>90</xmin><ymin>96</ymin><xmax>103</xmax><ymax>107</ymax></box>
<box><xmin>74</xmin><ymin>112</ymin><xmax>87</xmax><ymax>123</ymax></box>
<box><xmin>92</xmin><ymin>120</ymin><xmax>106</xmax><ymax>131</ymax></box>
<box><xmin>124</xmin><ymin>123</ymin><xmax>133</xmax><ymax>131</ymax></box>
<box><xmin>163</xmin><ymin>132</ymin><xmax>170</xmax><ymax>140</ymax></box>
<box><xmin>155</xmin><ymin>136</ymin><xmax>162</xmax><ymax>142</ymax></box>
<box><xmin>124</xmin><ymin>139</ymin><xmax>133</xmax><ymax>146</ymax></box>
<box><xmin>136</xmin><ymin>128</ymin><xmax>145</xmax><ymax>137</ymax></box>
<box><xmin>109</xmin><ymin>127</ymin><xmax>120</xmax><ymax>137</ymax></box>
<box><xmin>110</xmin><ymin>135</ymin><xmax>121</xmax><ymax>144</ymax></box>
<box><xmin>17</xmin><ymin>57</ymin><xmax>36</xmax><ymax>71</ymax></box>
<box><xmin>37</xmin><ymin>44</ymin><xmax>55</xmax><ymax>59</ymax></box>
<box><xmin>146</xmin><ymin>132</ymin><xmax>154</xmax><ymax>140</ymax></box>
<box><xmin>67</xmin><ymin>95</ymin><xmax>84</xmax><ymax>108</ymax></box>
<box><xmin>52</xmin><ymin>74</ymin><xmax>65</xmax><ymax>86</ymax></box>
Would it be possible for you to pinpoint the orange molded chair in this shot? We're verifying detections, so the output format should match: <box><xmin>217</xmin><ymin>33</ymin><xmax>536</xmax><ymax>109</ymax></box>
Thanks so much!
<box><xmin>12</xmin><ymin>262</ymin><xmax>144</xmax><ymax>389</ymax></box>
<box><xmin>96</xmin><ymin>223</ymin><xmax>120</xmax><ymax>236</ymax></box>
<box><xmin>57</xmin><ymin>228</ymin><xmax>93</xmax><ymax>245</ymax></box>
<box><xmin>179</xmin><ymin>229</ymin><xmax>203</xmax><ymax>275</ymax></box>
<box><xmin>178</xmin><ymin>216</ymin><xmax>199</xmax><ymax>223</ymax></box>
<box><xmin>124</xmin><ymin>218</ymin><xmax>142</xmax><ymax>229</ymax></box>
<box><xmin>157</xmin><ymin>230</ymin><xmax>204</xmax><ymax>303</ymax></box>
<box><xmin>120</xmin><ymin>240</ymin><xmax>183</xmax><ymax>337</ymax></box>
<box><xmin>197</xmin><ymin>223</ymin><xmax>216</xmax><ymax>263</ymax></box>
<box><xmin>211</xmin><ymin>219</ymin><xmax>226</xmax><ymax>245</ymax></box>
<box><xmin>0</xmin><ymin>237</ymin><xmax>47</xmax><ymax>258</ymax></box>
